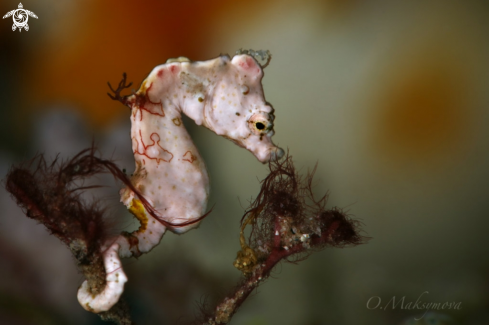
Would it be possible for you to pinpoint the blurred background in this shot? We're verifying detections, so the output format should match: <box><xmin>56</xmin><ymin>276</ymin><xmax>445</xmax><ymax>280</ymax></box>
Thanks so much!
<box><xmin>1</xmin><ymin>0</ymin><xmax>489</xmax><ymax>324</ymax></box>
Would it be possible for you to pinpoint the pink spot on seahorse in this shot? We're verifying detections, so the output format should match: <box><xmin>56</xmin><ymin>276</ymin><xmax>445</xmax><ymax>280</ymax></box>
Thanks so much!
<box><xmin>133</xmin><ymin>130</ymin><xmax>173</xmax><ymax>163</ymax></box>
<box><xmin>182</xmin><ymin>151</ymin><xmax>197</xmax><ymax>163</ymax></box>
<box><xmin>239</xmin><ymin>57</ymin><xmax>256</xmax><ymax>70</ymax></box>
<box><xmin>133</xmin><ymin>82</ymin><xmax>165</xmax><ymax>121</ymax></box>
<box><xmin>170</xmin><ymin>65</ymin><xmax>179</xmax><ymax>74</ymax></box>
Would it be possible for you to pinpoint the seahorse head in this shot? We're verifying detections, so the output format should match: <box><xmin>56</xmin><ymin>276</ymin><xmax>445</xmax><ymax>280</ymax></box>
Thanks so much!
<box><xmin>202</xmin><ymin>54</ymin><xmax>284</xmax><ymax>163</ymax></box>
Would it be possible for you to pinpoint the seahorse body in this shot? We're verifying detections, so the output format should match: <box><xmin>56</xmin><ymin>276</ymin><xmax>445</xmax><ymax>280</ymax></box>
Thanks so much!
<box><xmin>78</xmin><ymin>53</ymin><xmax>283</xmax><ymax>313</ymax></box>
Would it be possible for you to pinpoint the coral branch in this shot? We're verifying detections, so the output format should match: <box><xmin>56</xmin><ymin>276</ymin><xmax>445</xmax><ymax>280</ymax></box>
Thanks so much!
<box><xmin>196</xmin><ymin>153</ymin><xmax>368</xmax><ymax>324</ymax></box>
<box><xmin>4</xmin><ymin>148</ymin><xmax>134</xmax><ymax>324</ymax></box>
<box><xmin>107</xmin><ymin>73</ymin><xmax>133</xmax><ymax>107</ymax></box>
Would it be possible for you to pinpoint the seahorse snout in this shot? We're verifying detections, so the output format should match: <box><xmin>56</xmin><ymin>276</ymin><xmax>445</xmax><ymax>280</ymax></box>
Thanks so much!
<box><xmin>270</xmin><ymin>147</ymin><xmax>285</xmax><ymax>161</ymax></box>
<box><xmin>251</xmin><ymin>144</ymin><xmax>285</xmax><ymax>163</ymax></box>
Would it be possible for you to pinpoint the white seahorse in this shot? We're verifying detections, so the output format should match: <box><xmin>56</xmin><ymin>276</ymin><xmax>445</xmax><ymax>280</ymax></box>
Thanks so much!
<box><xmin>77</xmin><ymin>53</ymin><xmax>284</xmax><ymax>312</ymax></box>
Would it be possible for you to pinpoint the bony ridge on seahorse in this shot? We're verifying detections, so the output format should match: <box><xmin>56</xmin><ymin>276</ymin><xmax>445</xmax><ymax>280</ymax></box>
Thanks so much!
<box><xmin>77</xmin><ymin>52</ymin><xmax>284</xmax><ymax>312</ymax></box>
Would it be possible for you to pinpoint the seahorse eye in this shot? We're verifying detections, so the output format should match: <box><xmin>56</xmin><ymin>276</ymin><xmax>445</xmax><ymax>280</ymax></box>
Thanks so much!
<box><xmin>255</xmin><ymin>122</ymin><xmax>265</xmax><ymax>130</ymax></box>
<box><xmin>248</xmin><ymin>114</ymin><xmax>272</xmax><ymax>135</ymax></box>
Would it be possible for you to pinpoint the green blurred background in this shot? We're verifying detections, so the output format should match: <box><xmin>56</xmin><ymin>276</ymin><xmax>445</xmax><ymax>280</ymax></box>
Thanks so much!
<box><xmin>1</xmin><ymin>0</ymin><xmax>488</xmax><ymax>324</ymax></box>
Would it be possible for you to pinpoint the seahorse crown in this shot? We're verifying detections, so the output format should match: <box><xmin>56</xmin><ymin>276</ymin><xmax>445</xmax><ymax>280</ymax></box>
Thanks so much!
<box><xmin>18</xmin><ymin>3</ymin><xmax>23</xmax><ymax>9</ymax></box>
